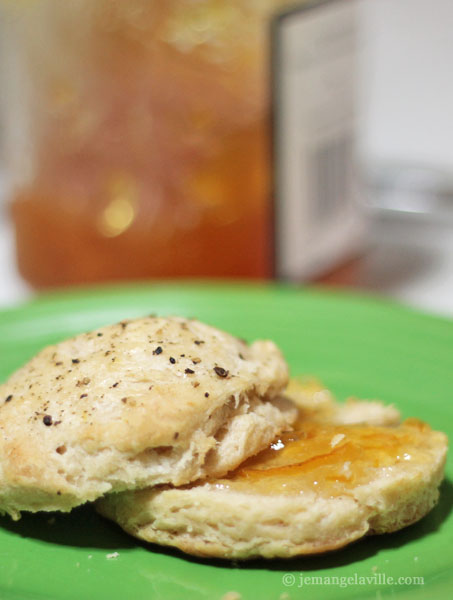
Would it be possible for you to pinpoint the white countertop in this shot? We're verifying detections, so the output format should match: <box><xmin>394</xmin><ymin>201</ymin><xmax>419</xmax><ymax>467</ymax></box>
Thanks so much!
<box><xmin>0</xmin><ymin>205</ymin><xmax>31</xmax><ymax>308</ymax></box>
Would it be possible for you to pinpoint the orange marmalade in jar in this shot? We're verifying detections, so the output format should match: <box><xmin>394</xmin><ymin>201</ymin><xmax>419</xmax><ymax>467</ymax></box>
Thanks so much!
<box><xmin>4</xmin><ymin>0</ymin><xmax>298</xmax><ymax>287</ymax></box>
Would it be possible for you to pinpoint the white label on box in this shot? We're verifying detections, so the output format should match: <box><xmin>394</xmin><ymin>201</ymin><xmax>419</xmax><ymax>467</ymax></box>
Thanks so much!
<box><xmin>272</xmin><ymin>0</ymin><xmax>363</xmax><ymax>280</ymax></box>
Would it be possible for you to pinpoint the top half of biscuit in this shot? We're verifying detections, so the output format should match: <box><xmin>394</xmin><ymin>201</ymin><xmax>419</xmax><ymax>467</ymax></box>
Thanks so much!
<box><xmin>0</xmin><ymin>316</ymin><xmax>295</xmax><ymax>517</ymax></box>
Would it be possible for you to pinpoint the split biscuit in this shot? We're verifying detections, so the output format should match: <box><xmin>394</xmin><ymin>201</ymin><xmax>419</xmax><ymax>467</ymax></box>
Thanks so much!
<box><xmin>0</xmin><ymin>316</ymin><xmax>295</xmax><ymax>518</ymax></box>
<box><xmin>97</xmin><ymin>383</ymin><xmax>447</xmax><ymax>559</ymax></box>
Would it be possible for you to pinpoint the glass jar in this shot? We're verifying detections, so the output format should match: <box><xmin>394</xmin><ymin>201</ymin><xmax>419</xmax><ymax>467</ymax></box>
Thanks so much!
<box><xmin>3</xmin><ymin>0</ymin><xmax>295</xmax><ymax>287</ymax></box>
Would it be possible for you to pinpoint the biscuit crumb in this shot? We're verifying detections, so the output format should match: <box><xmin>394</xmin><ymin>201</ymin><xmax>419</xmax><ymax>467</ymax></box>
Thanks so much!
<box><xmin>106</xmin><ymin>552</ymin><xmax>119</xmax><ymax>560</ymax></box>
<box><xmin>221</xmin><ymin>593</ymin><xmax>241</xmax><ymax>600</ymax></box>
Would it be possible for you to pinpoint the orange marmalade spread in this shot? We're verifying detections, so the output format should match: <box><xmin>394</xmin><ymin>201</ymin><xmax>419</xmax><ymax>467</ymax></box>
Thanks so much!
<box><xmin>214</xmin><ymin>418</ymin><xmax>433</xmax><ymax>498</ymax></box>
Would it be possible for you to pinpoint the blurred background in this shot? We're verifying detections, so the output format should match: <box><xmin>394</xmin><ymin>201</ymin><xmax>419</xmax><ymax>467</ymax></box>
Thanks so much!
<box><xmin>0</xmin><ymin>0</ymin><xmax>452</xmax><ymax>316</ymax></box>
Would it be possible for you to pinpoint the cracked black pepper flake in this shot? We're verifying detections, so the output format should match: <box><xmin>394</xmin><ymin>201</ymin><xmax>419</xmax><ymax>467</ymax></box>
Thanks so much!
<box><xmin>54</xmin><ymin>420</ymin><xmax>62</xmax><ymax>426</ymax></box>
<box><xmin>194</xmin><ymin>340</ymin><xmax>205</xmax><ymax>345</ymax></box>
<box><xmin>169</xmin><ymin>357</ymin><xmax>176</xmax><ymax>364</ymax></box>
<box><xmin>72</xmin><ymin>359</ymin><xmax>80</xmax><ymax>364</ymax></box>
<box><xmin>121</xmin><ymin>397</ymin><xmax>128</xmax><ymax>404</ymax></box>
<box><xmin>153</xmin><ymin>346</ymin><xmax>163</xmax><ymax>355</ymax></box>
<box><xmin>185</xmin><ymin>368</ymin><xmax>195</xmax><ymax>374</ymax></box>
<box><xmin>55</xmin><ymin>361</ymin><xmax>63</xmax><ymax>366</ymax></box>
<box><xmin>80</xmin><ymin>394</ymin><xmax>88</xmax><ymax>399</ymax></box>
<box><xmin>192</xmin><ymin>358</ymin><xmax>201</xmax><ymax>364</ymax></box>
<box><xmin>112</xmin><ymin>382</ymin><xmax>119</xmax><ymax>388</ymax></box>
<box><xmin>214</xmin><ymin>366</ymin><xmax>229</xmax><ymax>378</ymax></box>
<box><xmin>204</xmin><ymin>392</ymin><xmax>209</xmax><ymax>397</ymax></box>
<box><xmin>238</xmin><ymin>353</ymin><xmax>245</xmax><ymax>360</ymax></box>
<box><xmin>96</xmin><ymin>332</ymin><xmax>103</xmax><ymax>337</ymax></box>
<box><xmin>173</xmin><ymin>432</ymin><xmax>179</xmax><ymax>440</ymax></box>
<box><xmin>5</xmin><ymin>395</ymin><xmax>13</xmax><ymax>403</ymax></box>
<box><xmin>43</xmin><ymin>415</ymin><xmax>53</xmax><ymax>426</ymax></box>
<box><xmin>180</xmin><ymin>354</ymin><xmax>185</xmax><ymax>357</ymax></box>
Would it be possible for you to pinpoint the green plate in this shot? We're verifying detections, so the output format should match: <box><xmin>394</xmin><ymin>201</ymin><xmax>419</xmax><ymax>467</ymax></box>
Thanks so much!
<box><xmin>0</xmin><ymin>282</ymin><xmax>451</xmax><ymax>600</ymax></box>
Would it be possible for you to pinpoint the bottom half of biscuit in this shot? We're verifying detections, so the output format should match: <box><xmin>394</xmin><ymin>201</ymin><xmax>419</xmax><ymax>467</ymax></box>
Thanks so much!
<box><xmin>96</xmin><ymin>381</ymin><xmax>448</xmax><ymax>559</ymax></box>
